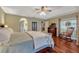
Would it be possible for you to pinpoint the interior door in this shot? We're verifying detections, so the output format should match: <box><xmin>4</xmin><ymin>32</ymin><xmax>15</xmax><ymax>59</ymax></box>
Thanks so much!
<box><xmin>19</xmin><ymin>21</ymin><xmax>25</xmax><ymax>32</ymax></box>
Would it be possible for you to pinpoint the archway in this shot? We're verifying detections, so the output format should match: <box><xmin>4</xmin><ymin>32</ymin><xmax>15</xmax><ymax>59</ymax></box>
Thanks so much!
<box><xmin>19</xmin><ymin>18</ymin><xmax>28</xmax><ymax>32</ymax></box>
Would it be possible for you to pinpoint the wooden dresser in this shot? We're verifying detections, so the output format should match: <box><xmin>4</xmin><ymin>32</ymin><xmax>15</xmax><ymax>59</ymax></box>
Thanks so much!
<box><xmin>48</xmin><ymin>23</ymin><xmax>57</xmax><ymax>37</ymax></box>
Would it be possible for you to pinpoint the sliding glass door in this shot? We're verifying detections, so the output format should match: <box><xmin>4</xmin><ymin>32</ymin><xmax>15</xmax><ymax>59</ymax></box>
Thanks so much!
<box><xmin>60</xmin><ymin>17</ymin><xmax>77</xmax><ymax>40</ymax></box>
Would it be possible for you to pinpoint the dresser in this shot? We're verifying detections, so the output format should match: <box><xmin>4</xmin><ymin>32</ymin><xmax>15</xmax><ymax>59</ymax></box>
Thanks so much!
<box><xmin>48</xmin><ymin>23</ymin><xmax>57</xmax><ymax>37</ymax></box>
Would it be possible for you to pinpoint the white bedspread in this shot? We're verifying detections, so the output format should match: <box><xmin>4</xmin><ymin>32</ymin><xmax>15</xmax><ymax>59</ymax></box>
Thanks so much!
<box><xmin>0</xmin><ymin>31</ymin><xmax>54</xmax><ymax>53</ymax></box>
<box><xmin>27</xmin><ymin>31</ymin><xmax>54</xmax><ymax>50</ymax></box>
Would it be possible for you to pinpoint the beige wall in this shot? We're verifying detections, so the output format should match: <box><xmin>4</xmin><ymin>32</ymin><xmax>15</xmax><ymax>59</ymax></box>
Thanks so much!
<box><xmin>5</xmin><ymin>14</ymin><xmax>22</xmax><ymax>32</ymax></box>
<box><xmin>5</xmin><ymin>14</ymin><xmax>42</xmax><ymax>32</ymax></box>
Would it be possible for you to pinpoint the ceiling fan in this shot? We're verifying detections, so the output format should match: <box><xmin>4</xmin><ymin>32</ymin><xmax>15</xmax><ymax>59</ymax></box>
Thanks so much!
<box><xmin>35</xmin><ymin>6</ymin><xmax>52</xmax><ymax>15</ymax></box>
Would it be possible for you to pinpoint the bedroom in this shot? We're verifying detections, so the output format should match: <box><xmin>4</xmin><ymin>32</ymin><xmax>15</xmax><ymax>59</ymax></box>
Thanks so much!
<box><xmin>0</xmin><ymin>6</ymin><xmax>79</xmax><ymax>53</ymax></box>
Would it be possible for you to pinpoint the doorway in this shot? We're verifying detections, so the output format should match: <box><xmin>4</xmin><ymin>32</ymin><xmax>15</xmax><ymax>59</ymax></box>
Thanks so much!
<box><xmin>19</xmin><ymin>18</ymin><xmax>28</xmax><ymax>32</ymax></box>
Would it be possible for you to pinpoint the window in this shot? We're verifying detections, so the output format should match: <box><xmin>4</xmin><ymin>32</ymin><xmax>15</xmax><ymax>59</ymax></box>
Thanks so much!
<box><xmin>32</xmin><ymin>22</ymin><xmax>37</xmax><ymax>31</ymax></box>
<box><xmin>60</xmin><ymin>17</ymin><xmax>77</xmax><ymax>39</ymax></box>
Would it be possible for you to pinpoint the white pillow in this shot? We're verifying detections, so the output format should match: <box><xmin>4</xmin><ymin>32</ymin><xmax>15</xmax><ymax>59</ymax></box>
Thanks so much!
<box><xmin>0</xmin><ymin>28</ymin><xmax>12</xmax><ymax>44</ymax></box>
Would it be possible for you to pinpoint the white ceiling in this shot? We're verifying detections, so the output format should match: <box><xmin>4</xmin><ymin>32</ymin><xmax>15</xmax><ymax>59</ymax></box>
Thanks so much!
<box><xmin>1</xmin><ymin>6</ymin><xmax>79</xmax><ymax>20</ymax></box>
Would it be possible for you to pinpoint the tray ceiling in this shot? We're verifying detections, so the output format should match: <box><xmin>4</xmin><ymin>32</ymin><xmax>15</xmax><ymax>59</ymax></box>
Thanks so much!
<box><xmin>1</xmin><ymin>6</ymin><xmax>79</xmax><ymax>20</ymax></box>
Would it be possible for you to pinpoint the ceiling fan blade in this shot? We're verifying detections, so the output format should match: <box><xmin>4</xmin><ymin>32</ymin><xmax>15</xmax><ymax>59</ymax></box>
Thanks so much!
<box><xmin>35</xmin><ymin>8</ymin><xmax>40</xmax><ymax>10</ymax></box>
<box><xmin>35</xmin><ymin>8</ymin><xmax>41</xmax><ymax>13</ymax></box>
<box><xmin>35</xmin><ymin>6</ymin><xmax>52</xmax><ymax>14</ymax></box>
<box><xmin>35</xmin><ymin>10</ymin><xmax>41</xmax><ymax>13</ymax></box>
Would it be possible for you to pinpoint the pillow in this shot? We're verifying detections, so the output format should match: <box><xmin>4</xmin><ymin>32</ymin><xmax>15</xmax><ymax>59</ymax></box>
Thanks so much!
<box><xmin>0</xmin><ymin>28</ymin><xmax>12</xmax><ymax>44</ymax></box>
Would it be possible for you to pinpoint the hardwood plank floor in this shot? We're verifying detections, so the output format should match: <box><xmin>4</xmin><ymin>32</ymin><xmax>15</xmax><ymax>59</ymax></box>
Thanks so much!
<box><xmin>38</xmin><ymin>36</ymin><xmax>79</xmax><ymax>53</ymax></box>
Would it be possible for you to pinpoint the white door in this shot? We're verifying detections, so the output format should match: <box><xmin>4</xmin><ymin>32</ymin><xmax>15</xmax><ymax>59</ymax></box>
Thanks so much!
<box><xmin>20</xmin><ymin>21</ymin><xmax>25</xmax><ymax>32</ymax></box>
<box><xmin>19</xmin><ymin>18</ymin><xmax>28</xmax><ymax>32</ymax></box>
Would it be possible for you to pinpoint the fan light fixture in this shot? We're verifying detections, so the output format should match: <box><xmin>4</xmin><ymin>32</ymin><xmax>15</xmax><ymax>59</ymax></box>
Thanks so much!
<box><xmin>39</xmin><ymin>11</ymin><xmax>46</xmax><ymax>16</ymax></box>
<box><xmin>35</xmin><ymin>6</ymin><xmax>51</xmax><ymax>16</ymax></box>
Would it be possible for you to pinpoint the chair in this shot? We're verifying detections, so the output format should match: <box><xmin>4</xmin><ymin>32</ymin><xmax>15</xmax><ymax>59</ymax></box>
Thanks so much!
<box><xmin>60</xmin><ymin>27</ymin><xmax>74</xmax><ymax>41</ymax></box>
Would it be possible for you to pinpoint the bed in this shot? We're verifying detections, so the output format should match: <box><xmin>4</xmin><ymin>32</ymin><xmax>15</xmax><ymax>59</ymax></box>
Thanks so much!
<box><xmin>0</xmin><ymin>28</ymin><xmax>54</xmax><ymax>53</ymax></box>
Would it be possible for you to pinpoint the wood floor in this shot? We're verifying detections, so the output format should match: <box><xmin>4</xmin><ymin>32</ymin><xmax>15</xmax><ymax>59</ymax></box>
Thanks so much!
<box><xmin>38</xmin><ymin>36</ymin><xmax>79</xmax><ymax>53</ymax></box>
